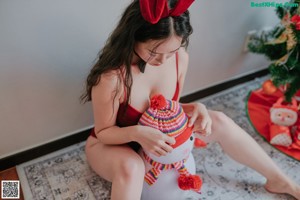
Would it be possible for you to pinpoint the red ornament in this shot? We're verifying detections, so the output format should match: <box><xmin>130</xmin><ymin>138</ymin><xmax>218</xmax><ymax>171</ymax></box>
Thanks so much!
<box><xmin>262</xmin><ymin>80</ymin><xmax>277</xmax><ymax>95</ymax></box>
<box><xmin>150</xmin><ymin>94</ymin><xmax>167</xmax><ymax>109</ymax></box>
<box><xmin>291</xmin><ymin>14</ymin><xmax>300</xmax><ymax>30</ymax></box>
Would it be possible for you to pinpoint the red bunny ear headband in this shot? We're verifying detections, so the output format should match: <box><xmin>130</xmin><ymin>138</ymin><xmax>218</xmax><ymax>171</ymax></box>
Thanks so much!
<box><xmin>139</xmin><ymin>0</ymin><xmax>195</xmax><ymax>24</ymax></box>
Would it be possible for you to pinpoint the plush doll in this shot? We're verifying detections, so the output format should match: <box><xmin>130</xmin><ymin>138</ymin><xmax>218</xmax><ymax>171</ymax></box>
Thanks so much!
<box><xmin>269</xmin><ymin>97</ymin><xmax>298</xmax><ymax>147</ymax></box>
<box><xmin>138</xmin><ymin>94</ymin><xmax>204</xmax><ymax>200</ymax></box>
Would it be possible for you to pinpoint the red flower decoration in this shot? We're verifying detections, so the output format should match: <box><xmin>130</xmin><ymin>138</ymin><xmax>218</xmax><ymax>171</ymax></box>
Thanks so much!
<box><xmin>150</xmin><ymin>94</ymin><xmax>167</xmax><ymax>110</ymax></box>
<box><xmin>291</xmin><ymin>14</ymin><xmax>300</xmax><ymax>30</ymax></box>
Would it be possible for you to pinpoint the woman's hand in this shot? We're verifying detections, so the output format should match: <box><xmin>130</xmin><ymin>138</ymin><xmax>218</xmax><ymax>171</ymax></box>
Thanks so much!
<box><xmin>181</xmin><ymin>102</ymin><xmax>212</xmax><ymax>136</ymax></box>
<box><xmin>133</xmin><ymin>126</ymin><xmax>176</xmax><ymax>157</ymax></box>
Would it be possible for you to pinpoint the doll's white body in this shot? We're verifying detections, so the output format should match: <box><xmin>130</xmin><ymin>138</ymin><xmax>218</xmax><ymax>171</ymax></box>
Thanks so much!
<box><xmin>140</xmin><ymin>133</ymin><xmax>198</xmax><ymax>200</ymax></box>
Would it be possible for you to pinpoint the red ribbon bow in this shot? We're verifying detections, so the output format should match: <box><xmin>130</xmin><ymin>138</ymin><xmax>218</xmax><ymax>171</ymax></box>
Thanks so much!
<box><xmin>140</xmin><ymin>0</ymin><xmax>195</xmax><ymax>24</ymax></box>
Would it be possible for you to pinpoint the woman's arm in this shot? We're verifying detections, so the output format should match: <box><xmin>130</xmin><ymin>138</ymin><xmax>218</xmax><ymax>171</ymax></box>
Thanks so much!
<box><xmin>91</xmin><ymin>70</ymin><xmax>137</xmax><ymax>145</ymax></box>
<box><xmin>177</xmin><ymin>48</ymin><xmax>212</xmax><ymax>135</ymax></box>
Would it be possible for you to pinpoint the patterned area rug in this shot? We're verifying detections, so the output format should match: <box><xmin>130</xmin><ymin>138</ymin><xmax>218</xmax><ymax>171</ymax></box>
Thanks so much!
<box><xmin>17</xmin><ymin>77</ymin><xmax>300</xmax><ymax>200</ymax></box>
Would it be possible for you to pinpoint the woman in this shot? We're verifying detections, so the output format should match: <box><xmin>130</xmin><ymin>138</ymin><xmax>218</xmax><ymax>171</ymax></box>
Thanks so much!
<box><xmin>82</xmin><ymin>0</ymin><xmax>300</xmax><ymax>199</ymax></box>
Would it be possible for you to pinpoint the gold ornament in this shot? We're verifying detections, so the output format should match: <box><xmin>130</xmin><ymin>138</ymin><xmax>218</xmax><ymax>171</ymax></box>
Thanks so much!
<box><xmin>275</xmin><ymin>54</ymin><xmax>289</xmax><ymax>65</ymax></box>
<box><xmin>285</xmin><ymin>26</ymin><xmax>297</xmax><ymax>50</ymax></box>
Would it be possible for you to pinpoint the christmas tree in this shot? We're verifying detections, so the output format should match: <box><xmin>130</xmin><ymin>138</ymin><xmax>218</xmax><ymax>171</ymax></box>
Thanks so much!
<box><xmin>248</xmin><ymin>0</ymin><xmax>300</xmax><ymax>102</ymax></box>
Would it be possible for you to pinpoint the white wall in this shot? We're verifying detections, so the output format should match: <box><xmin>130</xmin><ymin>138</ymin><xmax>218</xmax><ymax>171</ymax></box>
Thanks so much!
<box><xmin>0</xmin><ymin>0</ymin><xmax>282</xmax><ymax>159</ymax></box>
<box><xmin>184</xmin><ymin>0</ymin><xmax>281</xmax><ymax>95</ymax></box>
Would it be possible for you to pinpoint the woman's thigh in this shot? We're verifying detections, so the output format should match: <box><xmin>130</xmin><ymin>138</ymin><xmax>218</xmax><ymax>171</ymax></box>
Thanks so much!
<box><xmin>85</xmin><ymin>136</ymin><xmax>145</xmax><ymax>182</ymax></box>
<box><xmin>196</xmin><ymin>110</ymin><xmax>232</xmax><ymax>143</ymax></box>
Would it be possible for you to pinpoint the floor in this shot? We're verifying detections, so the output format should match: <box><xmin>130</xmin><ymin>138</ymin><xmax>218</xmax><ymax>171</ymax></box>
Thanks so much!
<box><xmin>0</xmin><ymin>72</ymin><xmax>270</xmax><ymax>200</ymax></box>
<box><xmin>0</xmin><ymin>74</ymin><xmax>298</xmax><ymax>200</ymax></box>
<box><xmin>0</xmin><ymin>167</ymin><xmax>25</xmax><ymax>199</ymax></box>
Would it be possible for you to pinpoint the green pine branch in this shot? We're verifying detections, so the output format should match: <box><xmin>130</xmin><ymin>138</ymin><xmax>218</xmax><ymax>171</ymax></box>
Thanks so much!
<box><xmin>247</xmin><ymin>26</ymin><xmax>287</xmax><ymax>60</ymax></box>
<box><xmin>285</xmin><ymin>76</ymin><xmax>300</xmax><ymax>102</ymax></box>
<box><xmin>291</xmin><ymin>24</ymin><xmax>300</xmax><ymax>41</ymax></box>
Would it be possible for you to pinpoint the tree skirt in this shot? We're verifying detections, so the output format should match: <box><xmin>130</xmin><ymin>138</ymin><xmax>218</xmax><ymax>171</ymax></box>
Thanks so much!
<box><xmin>247</xmin><ymin>88</ymin><xmax>300</xmax><ymax>161</ymax></box>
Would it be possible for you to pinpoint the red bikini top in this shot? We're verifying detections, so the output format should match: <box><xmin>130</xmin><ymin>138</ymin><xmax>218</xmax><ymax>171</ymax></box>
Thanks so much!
<box><xmin>90</xmin><ymin>53</ymin><xmax>180</xmax><ymax>137</ymax></box>
<box><xmin>116</xmin><ymin>83</ymin><xmax>179</xmax><ymax>127</ymax></box>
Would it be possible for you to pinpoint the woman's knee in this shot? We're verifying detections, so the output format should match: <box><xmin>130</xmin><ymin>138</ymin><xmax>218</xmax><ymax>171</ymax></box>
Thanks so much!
<box><xmin>209</xmin><ymin>110</ymin><xmax>234</xmax><ymax>134</ymax></box>
<box><xmin>114</xmin><ymin>153</ymin><xmax>145</xmax><ymax>182</ymax></box>
<box><xmin>85</xmin><ymin>137</ymin><xmax>145</xmax><ymax>182</ymax></box>
<box><xmin>210</xmin><ymin>110</ymin><xmax>231</xmax><ymax>124</ymax></box>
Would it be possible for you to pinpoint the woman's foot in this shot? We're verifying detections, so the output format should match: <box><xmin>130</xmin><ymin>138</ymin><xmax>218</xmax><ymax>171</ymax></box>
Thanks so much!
<box><xmin>264</xmin><ymin>177</ymin><xmax>300</xmax><ymax>199</ymax></box>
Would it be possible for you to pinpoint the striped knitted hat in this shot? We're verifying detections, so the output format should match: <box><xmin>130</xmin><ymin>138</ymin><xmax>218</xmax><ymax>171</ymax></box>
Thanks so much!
<box><xmin>139</xmin><ymin>94</ymin><xmax>192</xmax><ymax>147</ymax></box>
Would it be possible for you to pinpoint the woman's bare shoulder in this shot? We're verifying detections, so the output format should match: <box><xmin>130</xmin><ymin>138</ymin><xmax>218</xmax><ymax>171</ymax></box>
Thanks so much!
<box><xmin>91</xmin><ymin>69</ymin><xmax>123</xmax><ymax>103</ymax></box>
<box><xmin>177</xmin><ymin>48</ymin><xmax>189</xmax><ymax>77</ymax></box>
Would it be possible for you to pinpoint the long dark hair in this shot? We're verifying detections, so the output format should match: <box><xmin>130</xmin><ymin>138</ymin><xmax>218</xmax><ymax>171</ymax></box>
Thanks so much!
<box><xmin>81</xmin><ymin>0</ymin><xmax>193</xmax><ymax>106</ymax></box>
